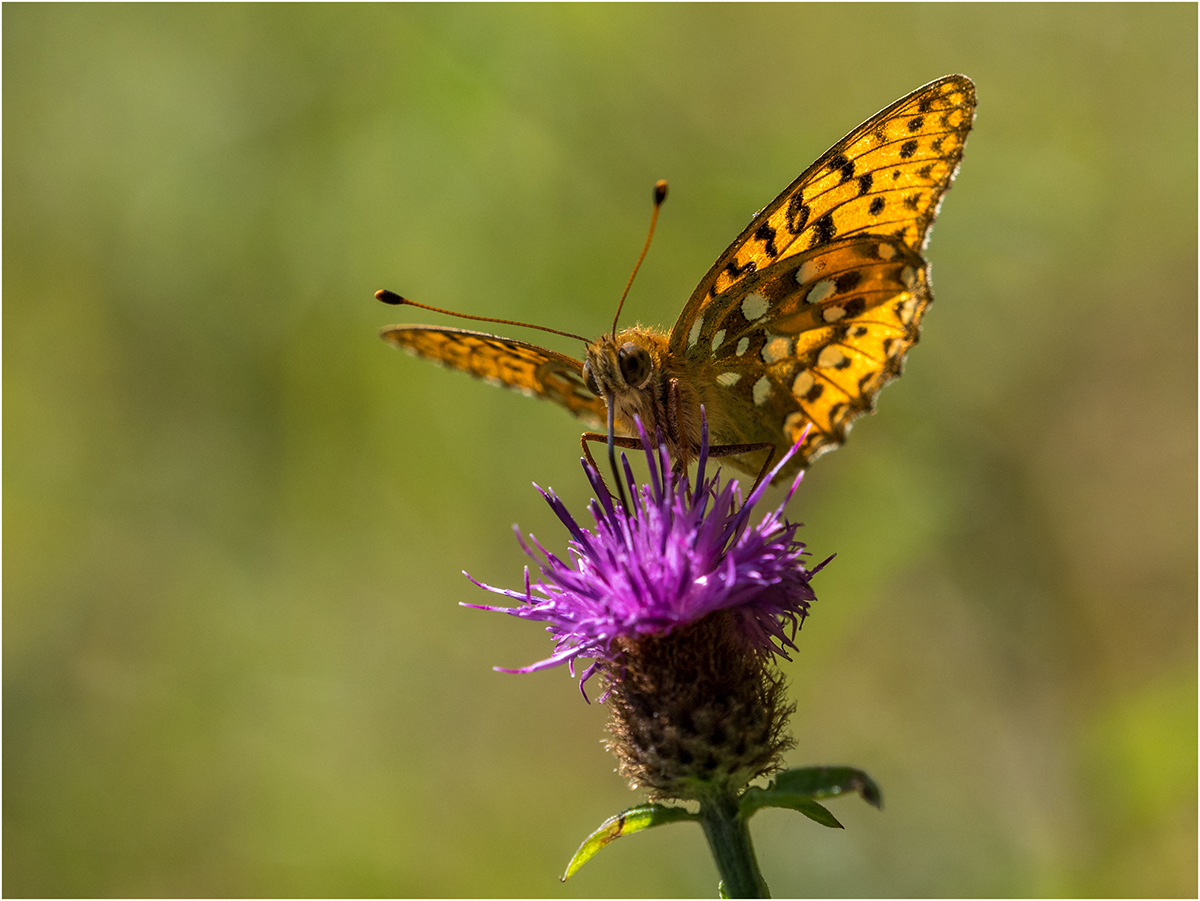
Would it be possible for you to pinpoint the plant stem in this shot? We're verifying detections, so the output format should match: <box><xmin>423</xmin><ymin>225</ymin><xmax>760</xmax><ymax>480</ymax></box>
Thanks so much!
<box><xmin>698</xmin><ymin>791</ymin><xmax>769</xmax><ymax>898</ymax></box>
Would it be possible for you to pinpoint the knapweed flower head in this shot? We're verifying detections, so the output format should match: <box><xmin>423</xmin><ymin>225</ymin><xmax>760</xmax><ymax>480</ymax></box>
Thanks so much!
<box><xmin>467</xmin><ymin>417</ymin><xmax>831</xmax><ymax>800</ymax></box>
<box><xmin>467</xmin><ymin>419</ymin><xmax>827</xmax><ymax>685</ymax></box>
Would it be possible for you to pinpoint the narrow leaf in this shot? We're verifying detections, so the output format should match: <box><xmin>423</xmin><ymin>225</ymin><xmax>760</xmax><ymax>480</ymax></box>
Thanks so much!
<box><xmin>562</xmin><ymin>804</ymin><xmax>697</xmax><ymax>881</ymax></box>
<box><xmin>740</xmin><ymin>787</ymin><xmax>843</xmax><ymax>828</ymax></box>
<box><xmin>771</xmin><ymin>766</ymin><xmax>882</xmax><ymax>808</ymax></box>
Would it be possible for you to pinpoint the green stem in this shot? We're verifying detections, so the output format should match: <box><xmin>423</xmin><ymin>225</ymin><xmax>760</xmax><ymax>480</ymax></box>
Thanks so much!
<box><xmin>698</xmin><ymin>791</ymin><xmax>770</xmax><ymax>898</ymax></box>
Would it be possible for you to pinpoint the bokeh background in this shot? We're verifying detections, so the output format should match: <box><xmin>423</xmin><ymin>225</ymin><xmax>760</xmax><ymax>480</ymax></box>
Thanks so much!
<box><xmin>5</xmin><ymin>5</ymin><xmax>1196</xmax><ymax>897</ymax></box>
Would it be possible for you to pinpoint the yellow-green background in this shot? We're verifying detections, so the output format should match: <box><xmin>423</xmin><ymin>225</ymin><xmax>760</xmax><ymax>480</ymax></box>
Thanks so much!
<box><xmin>6</xmin><ymin>4</ymin><xmax>1196</xmax><ymax>897</ymax></box>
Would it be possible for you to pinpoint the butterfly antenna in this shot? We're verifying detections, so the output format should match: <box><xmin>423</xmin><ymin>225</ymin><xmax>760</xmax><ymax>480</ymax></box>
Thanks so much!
<box><xmin>376</xmin><ymin>290</ymin><xmax>590</xmax><ymax>344</ymax></box>
<box><xmin>611</xmin><ymin>180</ymin><xmax>668</xmax><ymax>339</ymax></box>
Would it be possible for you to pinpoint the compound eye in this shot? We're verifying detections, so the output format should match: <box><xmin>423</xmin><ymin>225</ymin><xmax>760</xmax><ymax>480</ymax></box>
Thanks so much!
<box><xmin>618</xmin><ymin>342</ymin><xmax>652</xmax><ymax>389</ymax></box>
<box><xmin>582</xmin><ymin>360</ymin><xmax>600</xmax><ymax>396</ymax></box>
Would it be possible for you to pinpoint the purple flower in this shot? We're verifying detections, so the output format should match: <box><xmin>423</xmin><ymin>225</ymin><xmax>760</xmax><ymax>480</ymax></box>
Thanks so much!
<box><xmin>465</xmin><ymin>417</ymin><xmax>831</xmax><ymax>692</ymax></box>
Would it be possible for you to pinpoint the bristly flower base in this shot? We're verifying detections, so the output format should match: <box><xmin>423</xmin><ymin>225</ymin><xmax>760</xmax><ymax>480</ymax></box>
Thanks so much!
<box><xmin>603</xmin><ymin>609</ymin><xmax>795</xmax><ymax>800</ymax></box>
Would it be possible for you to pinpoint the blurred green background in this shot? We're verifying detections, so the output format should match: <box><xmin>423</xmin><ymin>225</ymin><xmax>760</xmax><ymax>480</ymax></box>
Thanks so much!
<box><xmin>5</xmin><ymin>4</ymin><xmax>1196</xmax><ymax>897</ymax></box>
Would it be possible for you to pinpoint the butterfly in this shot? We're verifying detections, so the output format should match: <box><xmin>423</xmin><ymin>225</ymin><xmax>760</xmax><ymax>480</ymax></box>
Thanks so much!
<box><xmin>378</xmin><ymin>75</ymin><xmax>975</xmax><ymax>486</ymax></box>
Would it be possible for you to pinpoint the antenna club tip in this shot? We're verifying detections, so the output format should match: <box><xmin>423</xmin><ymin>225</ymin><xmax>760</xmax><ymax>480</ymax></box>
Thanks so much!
<box><xmin>654</xmin><ymin>180</ymin><xmax>668</xmax><ymax>204</ymax></box>
<box><xmin>376</xmin><ymin>289</ymin><xmax>406</xmax><ymax>305</ymax></box>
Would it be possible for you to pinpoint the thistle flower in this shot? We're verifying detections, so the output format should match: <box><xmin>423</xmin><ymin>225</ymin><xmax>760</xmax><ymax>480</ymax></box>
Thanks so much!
<box><xmin>466</xmin><ymin>418</ymin><xmax>829</xmax><ymax>801</ymax></box>
<box><xmin>464</xmin><ymin>419</ymin><xmax>884</xmax><ymax>897</ymax></box>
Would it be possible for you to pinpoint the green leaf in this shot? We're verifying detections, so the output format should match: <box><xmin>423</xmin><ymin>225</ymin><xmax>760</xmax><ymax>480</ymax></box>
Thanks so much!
<box><xmin>740</xmin><ymin>787</ymin><xmax>843</xmax><ymax>828</ymax></box>
<box><xmin>772</xmin><ymin>766</ymin><xmax>882</xmax><ymax>807</ymax></box>
<box><xmin>739</xmin><ymin>766</ymin><xmax>882</xmax><ymax>826</ymax></box>
<box><xmin>561</xmin><ymin>804</ymin><xmax>697</xmax><ymax>881</ymax></box>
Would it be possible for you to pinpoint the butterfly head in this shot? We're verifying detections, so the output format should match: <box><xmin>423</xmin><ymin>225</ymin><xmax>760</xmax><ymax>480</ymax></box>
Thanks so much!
<box><xmin>582</xmin><ymin>329</ymin><xmax>669</xmax><ymax>439</ymax></box>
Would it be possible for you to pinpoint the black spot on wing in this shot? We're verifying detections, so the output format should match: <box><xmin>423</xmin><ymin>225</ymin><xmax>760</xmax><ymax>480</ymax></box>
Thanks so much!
<box><xmin>828</xmin><ymin>152</ymin><xmax>855</xmax><ymax>183</ymax></box>
<box><xmin>786</xmin><ymin>195</ymin><xmax>810</xmax><ymax>235</ymax></box>
<box><xmin>834</xmin><ymin>270</ymin><xmax>862</xmax><ymax>293</ymax></box>
<box><xmin>899</xmin><ymin>140</ymin><xmax>918</xmax><ymax>159</ymax></box>
<box><xmin>725</xmin><ymin>259</ymin><xmax>757</xmax><ymax>279</ymax></box>
<box><xmin>755</xmin><ymin>222</ymin><xmax>780</xmax><ymax>258</ymax></box>
<box><xmin>841</xmin><ymin>297</ymin><xmax>866</xmax><ymax>318</ymax></box>
<box><xmin>856</xmin><ymin>172</ymin><xmax>873</xmax><ymax>196</ymax></box>
<box><xmin>828</xmin><ymin>401</ymin><xmax>848</xmax><ymax>429</ymax></box>
<box><xmin>810</xmin><ymin>213</ymin><xmax>836</xmax><ymax>247</ymax></box>
<box><xmin>869</xmin><ymin>196</ymin><xmax>885</xmax><ymax>216</ymax></box>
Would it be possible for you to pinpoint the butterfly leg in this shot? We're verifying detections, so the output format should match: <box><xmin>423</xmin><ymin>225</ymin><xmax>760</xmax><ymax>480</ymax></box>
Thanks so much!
<box><xmin>666</xmin><ymin>378</ymin><xmax>683</xmax><ymax>448</ymax></box>
<box><xmin>581</xmin><ymin>432</ymin><xmax>646</xmax><ymax>502</ymax></box>
<box><xmin>662</xmin><ymin>377</ymin><xmax>691</xmax><ymax>486</ymax></box>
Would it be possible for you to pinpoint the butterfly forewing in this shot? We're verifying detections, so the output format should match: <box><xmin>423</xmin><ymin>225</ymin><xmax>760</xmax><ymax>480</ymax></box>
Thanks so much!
<box><xmin>381</xmin><ymin>326</ymin><xmax>606</xmax><ymax>428</ymax></box>
<box><xmin>661</xmin><ymin>75</ymin><xmax>973</xmax><ymax>476</ymax></box>
<box><xmin>670</xmin><ymin>75</ymin><xmax>974</xmax><ymax>349</ymax></box>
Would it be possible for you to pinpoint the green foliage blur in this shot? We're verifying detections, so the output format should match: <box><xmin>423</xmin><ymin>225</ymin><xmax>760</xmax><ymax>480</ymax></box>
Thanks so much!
<box><xmin>5</xmin><ymin>5</ymin><xmax>1195</xmax><ymax>897</ymax></box>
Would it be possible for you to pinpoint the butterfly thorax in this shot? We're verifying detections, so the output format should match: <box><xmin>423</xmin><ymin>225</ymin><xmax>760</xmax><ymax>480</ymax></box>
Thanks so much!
<box><xmin>583</xmin><ymin>327</ymin><xmax>700</xmax><ymax>464</ymax></box>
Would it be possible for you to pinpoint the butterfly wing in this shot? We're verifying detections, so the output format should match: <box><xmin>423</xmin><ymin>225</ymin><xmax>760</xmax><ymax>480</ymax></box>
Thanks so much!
<box><xmin>682</xmin><ymin>236</ymin><xmax>932</xmax><ymax>475</ymax></box>
<box><xmin>381</xmin><ymin>326</ymin><xmax>607</xmax><ymax>429</ymax></box>
<box><xmin>670</xmin><ymin>75</ymin><xmax>975</xmax><ymax>475</ymax></box>
<box><xmin>673</xmin><ymin>75</ymin><xmax>974</xmax><ymax>320</ymax></box>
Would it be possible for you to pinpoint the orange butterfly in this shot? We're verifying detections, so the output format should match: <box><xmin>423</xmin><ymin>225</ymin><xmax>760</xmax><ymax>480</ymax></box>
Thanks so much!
<box><xmin>379</xmin><ymin>75</ymin><xmax>975</xmax><ymax>486</ymax></box>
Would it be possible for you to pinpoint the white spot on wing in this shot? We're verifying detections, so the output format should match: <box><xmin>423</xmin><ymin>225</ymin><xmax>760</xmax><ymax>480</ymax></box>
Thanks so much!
<box><xmin>711</xmin><ymin>329</ymin><xmax>726</xmax><ymax>351</ymax></box>
<box><xmin>741</xmin><ymin>292</ymin><xmax>770</xmax><ymax>322</ymax></box>
<box><xmin>792</xmin><ymin>371</ymin><xmax>814</xmax><ymax>397</ymax></box>
<box><xmin>796</xmin><ymin>258</ymin><xmax>824</xmax><ymax>285</ymax></box>
<box><xmin>900</xmin><ymin>266</ymin><xmax>916</xmax><ymax>289</ymax></box>
<box><xmin>753</xmin><ymin>375</ymin><xmax>772</xmax><ymax>406</ymax></box>
<box><xmin>817</xmin><ymin>346</ymin><xmax>846</xmax><ymax>369</ymax></box>
<box><xmin>807</xmin><ymin>280</ymin><xmax>835</xmax><ymax>305</ymax></box>
<box><xmin>688</xmin><ymin>315</ymin><xmax>704</xmax><ymax>348</ymax></box>
<box><xmin>762</xmin><ymin>337</ymin><xmax>792</xmax><ymax>364</ymax></box>
<box><xmin>822</xmin><ymin>305</ymin><xmax>846</xmax><ymax>323</ymax></box>
<box><xmin>899</xmin><ymin>295</ymin><xmax>919</xmax><ymax>324</ymax></box>
<box><xmin>717</xmin><ymin>372</ymin><xmax>741</xmax><ymax>387</ymax></box>
<box><xmin>878</xmin><ymin>243</ymin><xmax>897</xmax><ymax>260</ymax></box>
<box><xmin>736</xmin><ymin>337</ymin><xmax>750</xmax><ymax>357</ymax></box>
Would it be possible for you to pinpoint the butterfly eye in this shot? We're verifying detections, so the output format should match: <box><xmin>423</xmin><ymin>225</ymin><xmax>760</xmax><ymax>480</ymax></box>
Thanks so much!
<box><xmin>618</xmin><ymin>342</ymin><xmax>653</xmax><ymax>389</ymax></box>
<box><xmin>582</xmin><ymin>360</ymin><xmax>600</xmax><ymax>396</ymax></box>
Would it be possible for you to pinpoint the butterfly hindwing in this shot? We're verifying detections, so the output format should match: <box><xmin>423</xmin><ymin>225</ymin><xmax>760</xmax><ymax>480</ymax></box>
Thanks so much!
<box><xmin>381</xmin><ymin>326</ymin><xmax>606</xmax><ymax>429</ymax></box>
<box><xmin>686</xmin><ymin>236</ymin><xmax>931</xmax><ymax>470</ymax></box>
